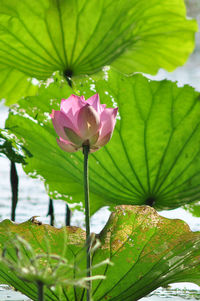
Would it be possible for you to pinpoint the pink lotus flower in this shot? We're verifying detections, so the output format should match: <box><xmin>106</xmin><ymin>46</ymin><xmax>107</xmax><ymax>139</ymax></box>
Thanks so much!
<box><xmin>51</xmin><ymin>94</ymin><xmax>118</xmax><ymax>153</ymax></box>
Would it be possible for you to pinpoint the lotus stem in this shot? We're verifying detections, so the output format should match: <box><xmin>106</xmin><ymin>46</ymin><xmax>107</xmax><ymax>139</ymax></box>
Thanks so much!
<box><xmin>47</xmin><ymin>198</ymin><xmax>55</xmax><ymax>226</ymax></box>
<box><xmin>83</xmin><ymin>144</ymin><xmax>91</xmax><ymax>301</ymax></box>
<box><xmin>10</xmin><ymin>161</ymin><xmax>19</xmax><ymax>221</ymax></box>
<box><xmin>37</xmin><ymin>281</ymin><xmax>44</xmax><ymax>301</ymax></box>
<box><xmin>65</xmin><ymin>203</ymin><xmax>71</xmax><ymax>226</ymax></box>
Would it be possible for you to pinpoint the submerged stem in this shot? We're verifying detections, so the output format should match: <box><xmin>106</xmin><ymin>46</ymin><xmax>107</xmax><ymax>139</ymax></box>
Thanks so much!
<box><xmin>65</xmin><ymin>203</ymin><xmax>71</xmax><ymax>226</ymax></box>
<box><xmin>83</xmin><ymin>144</ymin><xmax>91</xmax><ymax>301</ymax></box>
<box><xmin>10</xmin><ymin>161</ymin><xmax>19</xmax><ymax>221</ymax></box>
<box><xmin>47</xmin><ymin>198</ymin><xmax>54</xmax><ymax>226</ymax></box>
<box><xmin>37</xmin><ymin>281</ymin><xmax>44</xmax><ymax>301</ymax></box>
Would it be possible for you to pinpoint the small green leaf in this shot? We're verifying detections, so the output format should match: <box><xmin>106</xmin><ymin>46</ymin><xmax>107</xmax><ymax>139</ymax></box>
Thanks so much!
<box><xmin>0</xmin><ymin>0</ymin><xmax>197</xmax><ymax>101</ymax></box>
<box><xmin>0</xmin><ymin>129</ymin><xmax>26</xmax><ymax>163</ymax></box>
<box><xmin>184</xmin><ymin>202</ymin><xmax>200</xmax><ymax>218</ymax></box>
<box><xmin>0</xmin><ymin>206</ymin><xmax>200</xmax><ymax>300</ymax></box>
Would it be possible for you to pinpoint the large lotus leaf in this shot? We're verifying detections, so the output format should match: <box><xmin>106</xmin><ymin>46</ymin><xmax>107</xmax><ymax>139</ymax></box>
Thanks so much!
<box><xmin>75</xmin><ymin>69</ymin><xmax>200</xmax><ymax>211</ymax></box>
<box><xmin>0</xmin><ymin>206</ymin><xmax>200</xmax><ymax>301</ymax></box>
<box><xmin>0</xmin><ymin>0</ymin><xmax>197</xmax><ymax>103</ymax></box>
<box><xmin>6</xmin><ymin>70</ymin><xmax>200</xmax><ymax>213</ymax></box>
<box><xmin>92</xmin><ymin>205</ymin><xmax>200</xmax><ymax>300</ymax></box>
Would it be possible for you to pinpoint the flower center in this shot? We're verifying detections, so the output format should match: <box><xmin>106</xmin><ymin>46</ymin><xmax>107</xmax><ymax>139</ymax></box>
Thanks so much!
<box><xmin>87</xmin><ymin>121</ymin><xmax>91</xmax><ymax>129</ymax></box>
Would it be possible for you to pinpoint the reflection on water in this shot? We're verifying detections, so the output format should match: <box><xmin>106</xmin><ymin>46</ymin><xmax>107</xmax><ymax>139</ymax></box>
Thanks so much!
<box><xmin>0</xmin><ymin>285</ymin><xmax>200</xmax><ymax>300</ymax></box>
<box><xmin>143</xmin><ymin>287</ymin><xmax>200</xmax><ymax>300</ymax></box>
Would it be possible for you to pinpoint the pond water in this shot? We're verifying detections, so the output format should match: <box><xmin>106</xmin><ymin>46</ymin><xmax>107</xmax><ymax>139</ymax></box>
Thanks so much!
<box><xmin>1</xmin><ymin>14</ymin><xmax>200</xmax><ymax>301</ymax></box>
<box><xmin>0</xmin><ymin>285</ymin><xmax>200</xmax><ymax>301</ymax></box>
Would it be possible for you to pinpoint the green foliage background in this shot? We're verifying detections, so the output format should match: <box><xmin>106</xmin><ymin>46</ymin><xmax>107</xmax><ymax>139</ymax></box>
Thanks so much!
<box><xmin>0</xmin><ymin>0</ymin><xmax>200</xmax><ymax>299</ymax></box>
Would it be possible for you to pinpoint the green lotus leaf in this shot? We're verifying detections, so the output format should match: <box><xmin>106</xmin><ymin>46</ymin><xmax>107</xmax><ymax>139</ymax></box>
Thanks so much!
<box><xmin>6</xmin><ymin>69</ymin><xmax>200</xmax><ymax>213</ymax></box>
<box><xmin>184</xmin><ymin>202</ymin><xmax>200</xmax><ymax>218</ymax></box>
<box><xmin>0</xmin><ymin>0</ymin><xmax>197</xmax><ymax>103</ymax></box>
<box><xmin>0</xmin><ymin>66</ymin><xmax>38</xmax><ymax>105</ymax></box>
<box><xmin>76</xmin><ymin>69</ymin><xmax>200</xmax><ymax>211</ymax></box>
<box><xmin>0</xmin><ymin>129</ymin><xmax>26</xmax><ymax>163</ymax></box>
<box><xmin>0</xmin><ymin>206</ymin><xmax>200</xmax><ymax>300</ymax></box>
<box><xmin>0</xmin><ymin>217</ymin><xmax>87</xmax><ymax>300</ymax></box>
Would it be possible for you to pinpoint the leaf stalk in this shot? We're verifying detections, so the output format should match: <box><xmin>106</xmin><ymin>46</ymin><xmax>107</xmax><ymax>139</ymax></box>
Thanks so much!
<box><xmin>37</xmin><ymin>281</ymin><xmax>44</xmax><ymax>301</ymax></box>
<box><xmin>83</xmin><ymin>144</ymin><xmax>91</xmax><ymax>301</ymax></box>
